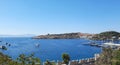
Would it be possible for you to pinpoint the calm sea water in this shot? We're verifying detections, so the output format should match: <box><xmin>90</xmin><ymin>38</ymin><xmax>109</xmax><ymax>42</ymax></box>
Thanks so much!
<box><xmin>0</xmin><ymin>37</ymin><xmax>102</xmax><ymax>62</ymax></box>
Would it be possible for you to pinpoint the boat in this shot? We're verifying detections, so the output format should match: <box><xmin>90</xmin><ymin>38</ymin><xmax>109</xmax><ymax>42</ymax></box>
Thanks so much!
<box><xmin>0</xmin><ymin>45</ymin><xmax>7</xmax><ymax>50</ymax></box>
<box><xmin>8</xmin><ymin>44</ymin><xmax>11</xmax><ymax>46</ymax></box>
<box><xmin>97</xmin><ymin>44</ymin><xmax>103</xmax><ymax>47</ymax></box>
<box><xmin>83</xmin><ymin>42</ymin><xmax>102</xmax><ymax>47</ymax></box>
<box><xmin>6</xmin><ymin>43</ymin><xmax>8</xmax><ymax>45</ymax></box>
<box><xmin>90</xmin><ymin>42</ymin><xmax>98</xmax><ymax>46</ymax></box>
<box><xmin>35</xmin><ymin>44</ymin><xmax>40</xmax><ymax>47</ymax></box>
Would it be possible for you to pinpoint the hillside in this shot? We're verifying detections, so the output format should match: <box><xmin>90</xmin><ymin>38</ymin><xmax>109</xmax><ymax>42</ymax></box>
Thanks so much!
<box><xmin>92</xmin><ymin>31</ymin><xmax>120</xmax><ymax>40</ymax></box>
<box><xmin>95</xmin><ymin>48</ymin><xmax>120</xmax><ymax>65</ymax></box>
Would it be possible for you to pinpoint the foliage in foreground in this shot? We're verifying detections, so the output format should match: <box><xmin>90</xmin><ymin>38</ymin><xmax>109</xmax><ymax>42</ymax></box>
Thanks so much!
<box><xmin>1</xmin><ymin>47</ymin><xmax>120</xmax><ymax>65</ymax></box>
<box><xmin>44</xmin><ymin>60</ymin><xmax>56</xmax><ymax>65</ymax></box>
<box><xmin>0</xmin><ymin>52</ymin><xmax>71</xmax><ymax>65</ymax></box>
<box><xmin>0</xmin><ymin>52</ymin><xmax>40</xmax><ymax>65</ymax></box>
<box><xmin>95</xmin><ymin>48</ymin><xmax>120</xmax><ymax>65</ymax></box>
<box><xmin>62</xmin><ymin>53</ymin><xmax>70</xmax><ymax>65</ymax></box>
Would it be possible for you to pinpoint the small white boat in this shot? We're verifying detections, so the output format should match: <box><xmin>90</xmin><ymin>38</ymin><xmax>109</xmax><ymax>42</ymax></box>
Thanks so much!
<box><xmin>0</xmin><ymin>46</ymin><xmax>3</xmax><ymax>49</ymax></box>
<box><xmin>35</xmin><ymin>44</ymin><xmax>40</xmax><ymax>47</ymax></box>
<box><xmin>103</xmin><ymin>42</ymin><xmax>120</xmax><ymax>47</ymax></box>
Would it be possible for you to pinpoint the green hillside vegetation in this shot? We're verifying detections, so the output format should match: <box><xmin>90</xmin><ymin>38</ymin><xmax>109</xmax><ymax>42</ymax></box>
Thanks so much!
<box><xmin>92</xmin><ymin>31</ymin><xmax>120</xmax><ymax>40</ymax></box>
<box><xmin>0</xmin><ymin>52</ymin><xmax>40</xmax><ymax>65</ymax></box>
<box><xmin>44</xmin><ymin>60</ymin><xmax>56</xmax><ymax>65</ymax></box>
<box><xmin>95</xmin><ymin>48</ymin><xmax>120</xmax><ymax>65</ymax></box>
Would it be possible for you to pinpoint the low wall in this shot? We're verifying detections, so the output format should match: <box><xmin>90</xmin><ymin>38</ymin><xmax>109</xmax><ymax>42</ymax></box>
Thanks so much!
<box><xmin>42</xmin><ymin>54</ymin><xmax>100</xmax><ymax>65</ymax></box>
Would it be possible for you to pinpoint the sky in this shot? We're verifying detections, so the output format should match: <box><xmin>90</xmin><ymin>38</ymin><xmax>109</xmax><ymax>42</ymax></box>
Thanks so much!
<box><xmin>0</xmin><ymin>0</ymin><xmax>120</xmax><ymax>35</ymax></box>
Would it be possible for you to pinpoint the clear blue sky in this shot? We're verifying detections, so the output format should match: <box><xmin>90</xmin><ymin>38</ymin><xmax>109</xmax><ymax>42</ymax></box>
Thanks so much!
<box><xmin>0</xmin><ymin>0</ymin><xmax>120</xmax><ymax>35</ymax></box>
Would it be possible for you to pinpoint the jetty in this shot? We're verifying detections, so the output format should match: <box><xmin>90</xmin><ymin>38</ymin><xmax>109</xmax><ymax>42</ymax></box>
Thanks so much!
<box><xmin>83</xmin><ymin>42</ymin><xmax>102</xmax><ymax>47</ymax></box>
<box><xmin>103</xmin><ymin>42</ymin><xmax>120</xmax><ymax>49</ymax></box>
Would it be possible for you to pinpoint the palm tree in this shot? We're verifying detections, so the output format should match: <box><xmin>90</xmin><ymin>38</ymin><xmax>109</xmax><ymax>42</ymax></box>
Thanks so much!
<box><xmin>62</xmin><ymin>53</ymin><xmax>70</xmax><ymax>65</ymax></box>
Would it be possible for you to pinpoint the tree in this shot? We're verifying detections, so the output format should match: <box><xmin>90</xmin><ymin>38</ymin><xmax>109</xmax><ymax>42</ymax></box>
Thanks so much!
<box><xmin>17</xmin><ymin>53</ymin><xmax>41</xmax><ymax>65</ymax></box>
<box><xmin>0</xmin><ymin>52</ymin><xmax>41</xmax><ymax>65</ymax></box>
<box><xmin>115</xmin><ymin>61</ymin><xmax>120</xmax><ymax>65</ymax></box>
<box><xmin>62</xmin><ymin>53</ymin><xmax>70</xmax><ymax>65</ymax></box>
<box><xmin>44</xmin><ymin>60</ymin><xmax>52</xmax><ymax>65</ymax></box>
<box><xmin>95</xmin><ymin>48</ymin><xmax>113</xmax><ymax>65</ymax></box>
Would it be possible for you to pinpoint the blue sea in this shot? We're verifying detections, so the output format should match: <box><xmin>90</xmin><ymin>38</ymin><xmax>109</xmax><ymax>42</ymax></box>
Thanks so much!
<box><xmin>0</xmin><ymin>37</ymin><xmax>102</xmax><ymax>62</ymax></box>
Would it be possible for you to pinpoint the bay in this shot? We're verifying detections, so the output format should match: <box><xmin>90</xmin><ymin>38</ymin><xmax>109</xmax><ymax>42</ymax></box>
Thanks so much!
<box><xmin>0</xmin><ymin>37</ymin><xmax>101</xmax><ymax>62</ymax></box>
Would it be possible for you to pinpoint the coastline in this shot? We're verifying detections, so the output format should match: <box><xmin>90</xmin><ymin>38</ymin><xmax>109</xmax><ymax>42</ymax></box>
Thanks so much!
<box><xmin>33</xmin><ymin>32</ymin><xmax>93</xmax><ymax>39</ymax></box>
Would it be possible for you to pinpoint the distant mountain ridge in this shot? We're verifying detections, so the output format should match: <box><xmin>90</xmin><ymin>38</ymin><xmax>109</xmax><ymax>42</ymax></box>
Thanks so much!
<box><xmin>0</xmin><ymin>34</ymin><xmax>35</xmax><ymax>37</ymax></box>
<box><xmin>33</xmin><ymin>32</ymin><xmax>93</xmax><ymax>39</ymax></box>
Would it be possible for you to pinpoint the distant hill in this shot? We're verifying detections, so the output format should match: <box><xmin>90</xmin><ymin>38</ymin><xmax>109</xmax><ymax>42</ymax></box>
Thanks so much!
<box><xmin>92</xmin><ymin>31</ymin><xmax>120</xmax><ymax>40</ymax></box>
<box><xmin>33</xmin><ymin>33</ymin><xmax>93</xmax><ymax>39</ymax></box>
